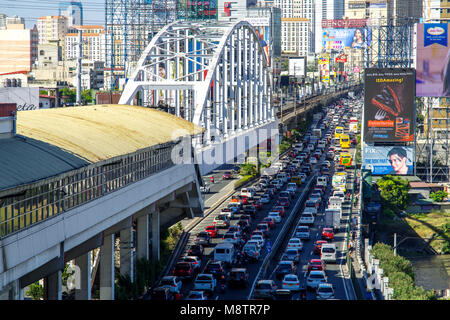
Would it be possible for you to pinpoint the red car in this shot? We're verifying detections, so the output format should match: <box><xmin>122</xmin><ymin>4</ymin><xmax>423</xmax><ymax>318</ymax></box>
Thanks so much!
<box><xmin>277</xmin><ymin>197</ymin><xmax>290</xmax><ymax>208</ymax></box>
<box><xmin>314</xmin><ymin>240</ymin><xmax>328</xmax><ymax>255</ymax></box>
<box><xmin>205</xmin><ymin>225</ymin><xmax>218</xmax><ymax>238</ymax></box>
<box><xmin>272</xmin><ymin>206</ymin><xmax>286</xmax><ymax>217</ymax></box>
<box><xmin>262</xmin><ymin>217</ymin><xmax>276</xmax><ymax>229</ymax></box>
<box><xmin>172</xmin><ymin>262</ymin><xmax>195</xmax><ymax>279</ymax></box>
<box><xmin>222</xmin><ymin>171</ymin><xmax>233</xmax><ymax>179</ymax></box>
<box><xmin>231</xmin><ymin>195</ymin><xmax>247</xmax><ymax>205</ymax></box>
<box><xmin>321</xmin><ymin>228</ymin><xmax>334</xmax><ymax>241</ymax></box>
<box><xmin>307</xmin><ymin>259</ymin><xmax>326</xmax><ymax>274</ymax></box>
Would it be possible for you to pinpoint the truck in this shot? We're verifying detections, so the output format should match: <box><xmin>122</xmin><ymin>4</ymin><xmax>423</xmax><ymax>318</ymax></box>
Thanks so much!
<box><xmin>193</xmin><ymin>273</ymin><xmax>217</xmax><ymax>293</ymax></box>
<box><xmin>325</xmin><ymin>208</ymin><xmax>341</xmax><ymax>231</ymax></box>
<box><xmin>328</xmin><ymin>196</ymin><xmax>343</xmax><ymax>218</ymax></box>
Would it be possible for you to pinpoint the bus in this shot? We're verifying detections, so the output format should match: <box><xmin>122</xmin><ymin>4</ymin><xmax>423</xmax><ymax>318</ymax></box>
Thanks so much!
<box><xmin>349</xmin><ymin>117</ymin><xmax>358</xmax><ymax>133</ymax></box>
<box><xmin>339</xmin><ymin>153</ymin><xmax>352</xmax><ymax>167</ymax></box>
<box><xmin>334</xmin><ymin>126</ymin><xmax>344</xmax><ymax>140</ymax></box>
<box><xmin>339</xmin><ymin>134</ymin><xmax>350</xmax><ymax>149</ymax></box>
<box><xmin>332</xmin><ymin>172</ymin><xmax>347</xmax><ymax>192</ymax></box>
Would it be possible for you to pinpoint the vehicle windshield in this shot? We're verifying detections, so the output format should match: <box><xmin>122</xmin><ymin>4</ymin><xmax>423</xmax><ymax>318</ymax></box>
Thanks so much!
<box><xmin>319</xmin><ymin>287</ymin><xmax>333</xmax><ymax>293</ymax></box>
<box><xmin>285</xmin><ymin>275</ymin><xmax>298</xmax><ymax>281</ymax></box>
<box><xmin>322</xmin><ymin>248</ymin><xmax>335</xmax><ymax>253</ymax></box>
<box><xmin>257</xmin><ymin>283</ymin><xmax>272</xmax><ymax>289</ymax></box>
<box><xmin>197</xmin><ymin>275</ymin><xmax>211</xmax><ymax>281</ymax></box>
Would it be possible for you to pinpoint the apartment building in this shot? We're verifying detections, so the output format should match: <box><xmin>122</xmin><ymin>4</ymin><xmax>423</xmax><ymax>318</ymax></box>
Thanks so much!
<box><xmin>66</xmin><ymin>25</ymin><xmax>106</xmax><ymax>62</ymax></box>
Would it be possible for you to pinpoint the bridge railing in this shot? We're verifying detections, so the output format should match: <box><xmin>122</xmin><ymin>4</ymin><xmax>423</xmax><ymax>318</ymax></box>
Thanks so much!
<box><xmin>0</xmin><ymin>141</ymin><xmax>178</xmax><ymax>239</ymax></box>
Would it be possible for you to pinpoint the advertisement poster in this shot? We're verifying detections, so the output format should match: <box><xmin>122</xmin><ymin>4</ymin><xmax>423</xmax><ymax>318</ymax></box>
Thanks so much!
<box><xmin>363</xmin><ymin>68</ymin><xmax>416</xmax><ymax>143</ymax></box>
<box><xmin>362</xmin><ymin>146</ymin><xmax>413</xmax><ymax>175</ymax></box>
<box><xmin>318</xmin><ymin>54</ymin><xmax>330</xmax><ymax>83</ymax></box>
<box><xmin>416</xmin><ymin>23</ymin><xmax>450</xmax><ymax>97</ymax></box>
<box><xmin>253</xmin><ymin>24</ymin><xmax>271</xmax><ymax>66</ymax></box>
<box><xmin>322</xmin><ymin>28</ymin><xmax>370</xmax><ymax>51</ymax></box>
<box><xmin>289</xmin><ymin>57</ymin><xmax>306</xmax><ymax>77</ymax></box>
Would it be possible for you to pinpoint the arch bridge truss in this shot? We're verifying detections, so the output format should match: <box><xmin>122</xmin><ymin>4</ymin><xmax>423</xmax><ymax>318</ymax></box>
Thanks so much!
<box><xmin>119</xmin><ymin>20</ymin><xmax>275</xmax><ymax>143</ymax></box>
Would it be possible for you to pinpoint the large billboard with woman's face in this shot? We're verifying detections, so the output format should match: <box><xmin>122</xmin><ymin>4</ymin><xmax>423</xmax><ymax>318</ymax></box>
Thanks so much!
<box><xmin>363</xmin><ymin>68</ymin><xmax>416</xmax><ymax>143</ymax></box>
<box><xmin>416</xmin><ymin>23</ymin><xmax>450</xmax><ymax>97</ymax></box>
<box><xmin>362</xmin><ymin>146</ymin><xmax>413</xmax><ymax>175</ymax></box>
<box><xmin>322</xmin><ymin>28</ymin><xmax>370</xmax><ymax>51</ymax></box>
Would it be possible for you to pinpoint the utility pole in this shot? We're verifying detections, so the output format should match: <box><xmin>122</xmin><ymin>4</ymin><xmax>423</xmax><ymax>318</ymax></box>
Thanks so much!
<box><xmin>76</xmin><ymin>29</ymin><xmax>82</xmax><ymax>106</ymax></box>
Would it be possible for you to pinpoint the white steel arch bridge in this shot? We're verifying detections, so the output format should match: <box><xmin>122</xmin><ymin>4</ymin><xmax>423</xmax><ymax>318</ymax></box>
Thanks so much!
<box><xmin>119</xmin><ymin>20</ymin><xmax>278</xmax><ymax>174</ymax></box>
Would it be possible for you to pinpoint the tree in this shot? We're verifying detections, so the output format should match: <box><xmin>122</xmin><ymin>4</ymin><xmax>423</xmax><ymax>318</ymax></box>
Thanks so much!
<box><xmin>81</xmin><ymin>89</ymin><xmax>93</xmax><ymax>104</ymax></box>
<box><xmin>26</xmin><ymin>282</ymin><xmax>44</xmax><ymax>300</ymax></box>
<box><xmin>430</xmin><ymin>190</ymin><xmax>448</xmax><ymax>202</ymax></box>
<box><xmin>60</xmin><ymin>88</ymin><xmax>76</xmax><ymax>103</ymax></box>
<box><xmin>377</xmin><ymin>175</ymin><xmax>410</xmax><ymax>211</ymax></box>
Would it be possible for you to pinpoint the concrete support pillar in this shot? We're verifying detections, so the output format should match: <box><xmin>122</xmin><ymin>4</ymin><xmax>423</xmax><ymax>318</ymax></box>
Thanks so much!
<box><xmin>100</xmin><ymin>233</ymin><xmax>115</xmax><ymax>300</ymax></box>
<box><xmin>45</xmin><ymin>270</ymin><xmax>62</xmax><ymax>300</ymax></box>
<box><xmin>74</xmin><ymin>252</ymin><xmax>91</xmax><ymax>300</ymax></box>
<box><xmin>151</xmin><ymin>209</ymin><xmax>160</xmax><ymax>261</ymax></box>
<box><xmin>120</xmin><ymin>226</ymin><xmax>134</xmax><ymax>281</ymax></box>
<box><xmin>136</xmin><ymin>214</ymin><xmax>150</xmax><ymax>260</ymax></box>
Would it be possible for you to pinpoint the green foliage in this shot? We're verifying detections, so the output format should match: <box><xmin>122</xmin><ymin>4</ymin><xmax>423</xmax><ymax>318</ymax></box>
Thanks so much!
<box><xmin>383</xmin><ymin>208</ymin><xmax>395</xmax><ymax>219</ymax></box>
<box><xmin>377</xmin><ymin>175</ymin><xmax>410</xmax><ymax>211</ymax></box>
<box><xmin>235</xmin><ymin>175</ymin><xmax>255</xmax><ymax>189</ymax></box>
<box><xmin>62</xmin><ymin>263</ymin><xmax>75</xmax><ymax>288</ymax></box>
<box><xmin>26</xmin><ymin>282</ymin><xmax>44</xmax><ymax>300</ymax></box>
<box><xmin>239</xmin><ymin>163</ymin><xmax>257</xmax><ymax>177</ymax></box>
<box><xmin>81</xmin><ymin>89</ymin><xmax>93</xmax><ymax>104</ymax></box>
<box><xmin>60</xmin><ymin>88</ymin><xmax>76</xmax><ymax>103</ymax></box>
<box><xmin>114</xmin><ymin>257</ymin><xmax>154</xmax><ymax>300</ymax></box>
<box><xmin>370</xmin><ymin>243</ymin><xmax>435</xmax><ymax>300</ymax></box>
<box><xmin>429</xmin><ymin>190</ymin><xmax>448</xmax><ymax>203</ymax></box>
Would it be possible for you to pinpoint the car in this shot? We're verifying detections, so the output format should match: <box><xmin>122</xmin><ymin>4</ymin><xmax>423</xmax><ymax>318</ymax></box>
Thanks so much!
<box><xmin>287</xmin><ymin>237</ymin><xmax>303</xmax><ymax>250</ymax></box>
<box><xmin>222</xmin><ymin>231</ymin><xmax>240</xmax><ymax>245</ymax></box>
<box><xmin>286</xmin><ymin>182</ymin><xmax>297</xmax><ymax>193</ymax></box>
<box><xmin>279</xmin><ymin>191</ymin><xmax>292</xmax><ymax>199</ymax></box>
<box><xmin>314</xmin><ymin>240</ymin><xmax>328</xmax><ymax>255</ymax></box>
<box><xmin>306</xmin><ymin>270</ymin><xmax>327</xmax><ymax>290</ymax></box>
<box><xmin>260</xmin><ymin>194</ymin><xmax>271</xmax><ymax>204</ymax></box>
<box><xmin>309</xmin><ymin>193</ymin><xmax>322</xmax><ymax>203</ymax></box>
<box><xmin>213</xmin><ymin>214</ymin><xmax>230</xmax><ymax>228</ymax></box>
<box><xmin>281</xmin><ymin>274</ymin><xmax>300</xmax><ymax>291</ymax></box>
<box><xmin>307</xmin><ymin>259</ymin><xmax>326</xmax><ymax>274</ymax></box>
<box><xmin>194</xmin><ymin>231</ymin><xmax>211</xmax><ymax>246</ymax></box>
<box><xmin>321</xmin><ymin>227</ymin><xmax>334</xmax><ymax>241</ymax></box>
<box><xmin>172</xmin><ymin>262</ymin><xmax>195</xmax><ymax>280</ymax></box>
<box><xmin>242</xmin><ymin>242</ymin><xmax>261</xmax><ymax>261</ymax></box>
<box><xmin>159</xmin><ymin>276</ymin><xmax>182</xmax><ymax>293</ymax></box>
<box><xmin>222</xmin><ymin>171</ymin><xmax>233</xmax><ymax>179</ymax></box>
<box><xmin>205</xmin><ymin>225</ymin><xmax>219</xmax><ymax>238</ymax></box>
<box><xmin>179</xmin><ymin>256</ymin><xmax>201</xmax><ymax>272</ymax></box>
<box><xmin>281</xmin><ymin>248</ymin><xmax>300</xmax><ymax>264</ymax></box>
<box><xmin>254</xmin><ymin>280</ymin><xmax>277</xmax><ymax>299</ymax></box>
<box><xmin>220</xmin><ymin>208</ymin><xmax>235</xmax><ymax>220</ymax></box>
<box><xmin>272</xmin><ymin>206</ymin><xmax>286</xmax><ymax>217</ymax></box>
<box><xmin>316</xmin><ymin>283</ymin><xmax>335</xmax><ymax>299</ymax></box>
<box><xmin>227</xmin><ymin>202</ymin><xmax>242</xmax><ymax>212</ymax></box>
<box><xmin>200</xmin><ymin>184</ymin><xmax>210</xmax><ymax>193</ymax></box>
<box><xmin>193</xmin><ymin>273</ymin><xmax>217</xmax><ymax>293</ymax></box>
<box><xmin>243</xmin><ymin>205</ymin><xmax>257</xmax><ymax>216</ymax></box>
<box><xmin>204</xmin><ymin>260</ymin><xmax>227</xmax><ymax>281</ymax></box>
<box><xmin>255</xmin><ymin>223</ymin><xmax>270</xmax><ymax>237</ymax></box>
<box><xmin>252</xmin><ymin>200</ymin><xmax>263</xmax><ymax>210</ymax></box>
<box><xmin>228</xmin><ymin>225</ymin><xmax>242</xmax><ymax>237</ymax></box>
<box><xmin>237</xmin><ymin>219</ymin><xmax>251</xmax><ymax>234</ymax></box>
<box><xmin>267</xmin><ymin>211</ymin><xmax>282</xmax><ymax>223</ymax></box>
<box><xmin>295</xmin><ymin>225</ymin><xmax>311</xmax><ymax>240</ymax></box>
<box><xmin>187</xmin><ymin>244</ymin><xmax>204</xmax><ymax>258</ymax></box>
<box><xmin>150</xmin><ymin>287</ymin><xmax>174</xmax><ymax>300</ymax></box>
<box><xmin>228</xmin><ymin>268</ymin><xmax>249</xmax><ymax>288</ymax></box>
<box><xmin>309</xmin><ymin>157</ymin><xmax>318</xmax><ymax>165</ymax></box>
<box><xmin>250</xmin><ymin>234</ymin><xmax>265</xmax><ymax>247</ymax></box>
<box><xmin>185</xmin><ymin>290</ymin><xmax>207</xmax><ymax>300</ymax></box>
<box><xmin>262</xmin><ymin>217</ymin><xmax>276</xmax><ymax>229</ymax></box>
<box><xmin>277</xmin><ymin>197</ymin><xmax>290</xmax><ymax>208</ymax></box>
<box><xmin>299</xmin><ymin>212</ymin><xmax>315</xmax><ymax>225</ymax></box>
<box><xmin>275</xmin><ymin>261</ymin><xmax>297</xmax><ymax>279</ymax></box>
<box><xmin>239</xmin><ymin>214</ymin><xmax>252</xmax><ymax>224</ymax></box>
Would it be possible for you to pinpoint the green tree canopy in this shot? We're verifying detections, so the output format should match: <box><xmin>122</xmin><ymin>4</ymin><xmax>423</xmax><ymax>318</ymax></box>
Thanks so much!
<box><xmin>376</xmin><ymin>175</ymin><xmax>410</xmax><ymax>211</ymax></box>
<box><xmin>430</xmin><ymin>190</ymin><xmax>448</xmax><ymax>203</ymax></box>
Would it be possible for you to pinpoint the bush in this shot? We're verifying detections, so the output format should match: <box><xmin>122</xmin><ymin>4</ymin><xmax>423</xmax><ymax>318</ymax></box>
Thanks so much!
<box><xmin>430</xmin><ymin>190</ymin><xmax>448</xmax><ymax>203</ymax></box>
<box><xmin>377</xmin><ymin>175</ymin><xmax>410</xmax><ymax>211</ymax></box>
<box><xmin>239</xmin><ymin>163</ymin><xmax>257</xmax><ymax>177</ymax></box>
<box><xmin>383</xmin><ymin>208</ymin><xmax>395</xmax><ymax>219</ymax></box>
<box><xmin>26</xmin><ymin>282</ymin><xmax>44</xmax><ymax>300</ymax></box>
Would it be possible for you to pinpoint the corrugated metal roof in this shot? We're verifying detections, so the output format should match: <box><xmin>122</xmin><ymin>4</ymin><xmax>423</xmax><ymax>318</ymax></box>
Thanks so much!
<box><xmin>0</xmin><ymin>104</ymin><xmax>203</xmax><ymax>193</ymax></box>
<box><xmin>0</xmin><ymin>136</ymin><xmax>89</xmax><ymax>192</ymax></box>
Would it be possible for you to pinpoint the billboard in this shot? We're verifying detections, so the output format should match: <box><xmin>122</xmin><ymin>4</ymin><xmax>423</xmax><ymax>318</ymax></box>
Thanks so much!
<box><xmin>363</xmin><ymin>68</ymin><xmax>416</xmax><ymax>143</ymax></box>
<box><xmin>322</xmin><ymin>28</ymin><xmax>370</xmax><ymax>51</ymax></box>
<box><xmin>288</xmin><ymin>57</ymin><xmax>306</xmax><ymax>77</ymax></box>
<box><xmin>362</xmin><ymin>146</ymin><xmax>413</xmax><ymax>175</ymax></box>
<box><xmin>321</xmin><ymin>19</ymin><xmax>367</xmax><ymax>29</ymax></box>
<box><xmin>416</xmin><ymin>23</ymin><xmax>450</xmax><ymax>97</ymax></box>
<box><xmin>318</xmin><ymin>54</ymin><xmax>330</xmax><ymax>83</ymax></box>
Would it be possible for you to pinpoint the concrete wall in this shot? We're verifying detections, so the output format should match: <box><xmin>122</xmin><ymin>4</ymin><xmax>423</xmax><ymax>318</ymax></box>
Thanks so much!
<box><xmin>0</xmin><ymin>163</ymin><xmax>202</xmax><ymax>292</ymax></box>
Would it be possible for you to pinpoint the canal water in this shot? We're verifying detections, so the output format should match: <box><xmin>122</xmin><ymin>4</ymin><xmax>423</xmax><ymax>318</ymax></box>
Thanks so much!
<box><xmin>409</xmin><ymin>255</ymin><xmax>450</xmax><ymax>291</ymax></box>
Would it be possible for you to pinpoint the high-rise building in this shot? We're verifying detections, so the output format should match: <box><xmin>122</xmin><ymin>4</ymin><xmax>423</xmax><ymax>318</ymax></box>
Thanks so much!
<box><xmin>322</xmin><ymin>0</ymin><xmax>345</xmax><ymax>20</ymax></box>
<box><xmin>0</xmin><ymin>13</ymin><xmax>6</xmax><ymax>30</ymax></box>
<box><xmin>59</xmin><ymin>1</ymin><xmax>84</xmax><ymax>27</ymax></box>
<box><xmin>37</xmin><ymin>16</ymin><xmax>69</xmax><ymax>45</ymax></box>
<box><xmin>66</xmin><ymin>25</ymin><xmax>105</xmax><ymax>62</ymax></box>
<box><xmin>423</xmin><ymin>0</ymin><xmax>450</xmax><ymax>22</ymax></box>
<box><xmin>0</xmin><ymin>23</ymin><xmax>38</xmax><ymax>74</ymax></box>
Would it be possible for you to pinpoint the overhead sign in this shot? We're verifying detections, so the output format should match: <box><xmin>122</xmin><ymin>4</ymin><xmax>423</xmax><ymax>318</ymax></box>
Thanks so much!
<box><xmin>362</xmin><ymin>146</ymin><xmax>413</xmax><ymax>175</ymax></box>
<box><xmin>288</xmin><ymin>57</ymin><xmax>306</xmax><ymax>77</ymax></box>
<box><xmin>416</xmin><ymin>23</ymin><xmax>450</xmax><ymax>97</ymax></box>
<box><xmin>321</xmin><ymin>19</ymin><xmax>368</xmax><ymax>29</ymax></box>
<box><xmin>363</xmin><ymin>68</ymin><xmax>416</xmax><ymax>143</ymax></box>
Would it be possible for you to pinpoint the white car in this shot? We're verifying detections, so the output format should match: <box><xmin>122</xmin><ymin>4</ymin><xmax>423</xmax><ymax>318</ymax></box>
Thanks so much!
<box><xmin>268</xmin><ymin>211</ymin><xmax>282</xmax><ymax>223</ymax></box>
<box><xmin>159</xmin><ymin>276</ymin><xmax>182</xmax><ymax>293</ymax></box>
<box><xmin>306</xmin><ymin>270</ymin><xmax>328</xmax><ymax>289</ymax></box>
<box><xmin>287</xmin><ymin>183</ymin><xmax>297</xmax><ymax>193</ymax></box>
<box><xmin>309</xmin><ymin>157</ymin><xmax>318</xmax><ymax>165</ymax></box>
<box><xmin>250</xmin><ymin>234</ymin><xmax>265</xmax><ymax>247</ymax></box>
<box><xmin>294</xmin><ymin>225</ymin><xmax>311</xmax><ymax>240</ymax></box>
<box><xmin>260</xmin><ymin>194</ymin><xmax>271</xmax><ymax>204</ymax></box>
<box><xmin>185</xmin><ymin>290</ymin><xmax>207</xmax><ymax>300</ymax></box>
<box><xmin>287</xmin><ymin>237</ymin><xmax>303</xmax><ymax>250</ymax></box>
<box><xmin>299</xmin><ymin>212</ymin><xmax>315</xmax><ymax>225</ymax></box>
<box><xmin>282</xmin><ymin>274</ymin><xmax>300</xmax><ymax>291</ymax></box>
<box><xmin>222</xmin><ymin>232</ymin><xmax>240</xmax><ymax>245</ymax></box>
<box><xmin>316</xmin><ymin>283</ymin><xmax>335</xmax><ymax>299</ymax></box>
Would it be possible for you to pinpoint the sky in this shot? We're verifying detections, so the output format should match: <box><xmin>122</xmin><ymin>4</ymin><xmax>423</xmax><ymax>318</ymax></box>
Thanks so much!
<box><xmin>0</xmin><ymin>0</ymin><xmax>106</xmax><ymax>28</ymax></box>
